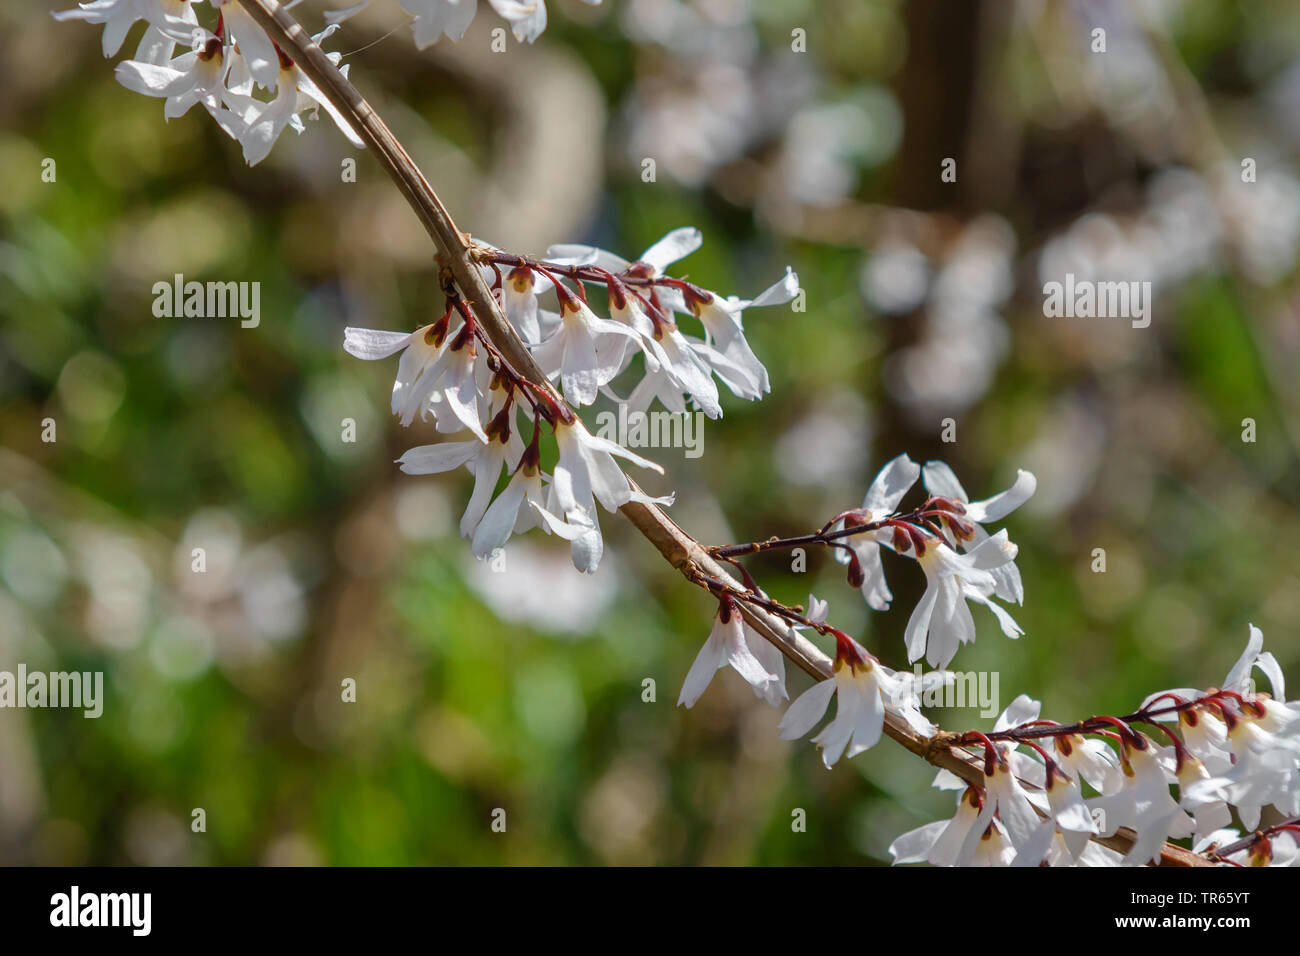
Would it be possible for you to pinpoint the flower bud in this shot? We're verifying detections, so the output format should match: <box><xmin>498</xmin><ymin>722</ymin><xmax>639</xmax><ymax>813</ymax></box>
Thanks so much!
<box><xmin>892</xmin><ymin>526</ymin><xmax>911</xmax><ymax>553</ymax></box>
<box><xmin>947</xmin><ymin>516</ymin><xmax>977</xmax><ymax>541</ymax></box>
<box><xmin>485</xmin><ymin>405</ymin><xmax>512</xmax><ymax>444</ymax></box>
<box><xmin>717</xmin><ymin>593</ymin><xmax>737</xmax><ymax>625</ymax></box>
<box><xmin>843</xmin><ymin>508</ymin><xmax>871</xmax><ymax>528</ymax></box>
<box><xmin>846</xmin><ymin>551</ymin><xmax>865</xmax><ymax>588</ymax></box>
<box><xmin>928</xmin><ymin>495</ymin><xmax>966</xmax><ymax>516</ymax></box>
<box><xmin>424</xmin><ymin>316</ymin><xmax>448</xmax><ymax>348</ymax></box>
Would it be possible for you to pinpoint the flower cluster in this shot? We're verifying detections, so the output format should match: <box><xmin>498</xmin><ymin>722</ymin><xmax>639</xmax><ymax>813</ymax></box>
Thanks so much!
<box><xmin>485</xmin><ymin>229</ymin><xmax>797</xmax><ymax>413</ymax></box>
<box><xmin>344</xmin><ymin>231</ymin><xmax>798</xmax><ymax>574</ymax></box>
<box><xmin>673</xmin><ymin>456</ymin><xmax>1043</xmax><ymax>778</ymax></box>
<box><xmin>675</xmin><ymin>586</ymin><xmax>946</xmax><ymax>771</ymax></box>
<box><xmin>706</xmin><ymin>454</ymin><xmax>1035</xmax><ymax>676</ymax></box>
<box><xmin>831</xmin><ymin>454</ymin><xmax>1035</xmax><ymax>668</ymax></box>
<box><xmin>326</xmin><ymin>0</ymin><xmax>601</xmax><ymax>48</ymax></box>
<box><xmin>888</xmin><ymin>626</ymin><xmax>1300</xmax><ymax>866</ymax></box>
<box><xmin>56</xmin><ymin>0</ymin><xmax>364</xmax><ymax>165</ymax></box>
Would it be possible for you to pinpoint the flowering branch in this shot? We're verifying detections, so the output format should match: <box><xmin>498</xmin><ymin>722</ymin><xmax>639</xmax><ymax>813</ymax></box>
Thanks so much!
<box><xmin>226</xmin><ymin>0</ymin><xmax>822</xmax><ymax>675</ymax></box>
<box><xmin>49</xmin><ymin>0</ymin><xmax>1297</xmax><ymax>869</ymax></box>
<box><xmin>894</xmin><ymin>627</ymin><xmax>1300</xmax><ymax>867</ymax></box>
<box><xmin>220</xmin><ymin>0</ymin><xmax>1227</xmax><ymax>868</ymax></box>
<box><xmin>63</xmin><ymin>0</ymin><xmax>1206</xmax><ymax>868</ymax></box>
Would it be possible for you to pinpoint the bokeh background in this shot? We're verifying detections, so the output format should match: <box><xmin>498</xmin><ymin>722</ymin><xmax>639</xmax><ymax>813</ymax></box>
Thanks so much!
<box><xmin>3</xmin><ymin>0</ymin><xmax>1300</xmax><ymax>865</ymax></box>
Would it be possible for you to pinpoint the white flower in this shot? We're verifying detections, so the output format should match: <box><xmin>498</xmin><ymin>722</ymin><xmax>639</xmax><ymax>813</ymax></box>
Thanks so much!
<box><xmin>548</xmin><ymin>226</ymin><xmax>697</xmax><ymax>275</ymax></box>
<box><xmin>1042</xmin><ymin>760</ymin><xmax>1100</xmax><ymax>861</ymax></box>
<box><xmin>396</xmin><ymin>408</ymin><xmax>513</xmax><ymax>538</ymax></box>
<box><xmin>433</xmin><ymin>337</ymin><xmax>491</xmax><ymax>441</ymax></box>
<box><xmin>500</xmin><ymin>265</ymin><xmax>546</xmax><ymax>344</ymax></box>
<box><xmin>677</xmin><ymin>600</ymin><xmax>783</xmax><ymax>708</ymax></box>
<box><xmin>229</xmin><ymin>34</ymin><xmax>365</xmax><ymax>165</ymax></box>
<box><xmin>921</xmin><ymin>460</ymin><xmax>1036</xmax><ymax>604</ymax></box>
<box><xmin>114</xmin><ymin>35</ymin><xmax>248</xmax><ymax>139</ymax></box>
<box><xmin>395</xmin><ymin>0</ymin><xmax>577</xmax><ymax>48</ymax></box>
<box><xmin>903</xmin><ymin>531</ymin><xmax>1023</xmax><ymax>669</ymax></box>
<box><xmin>1177</xmin><ymin>709</ymin><xmax>1232</xmax><ymax>775</ymax></box>
<box><xmin>1089</xmin><ymin>737</ymin><xmax>1191</xmax><ymax>866</ymax></box>
<box><xmin>544</xmin><ymin>227</ymin><xmax>796</xmax><ymax>412</ymax></box>
<box><xmin>344</xmin><ymin>320</ymin><xmax>483</xmax><ymax>434</ymax></box>
<box><xmin>549</xmin><ymin>420</ymin><xmax>671</xmax><ymax>573</ymax></box>
<box><xmin>778</xmin><ymin>633</ymin><xmax>909</xmax><ymax>768</ymax></box>
<box><xmin>889</xmin><ymin>786</ymin><xmax>984</xmax><ymax>866</ymax></box>
<box><xmin>210</xmin><ymin>0</ymin><xmax>280</xmax><ymax>90</ymax></box>
<box><xmin>396</xmin><ymin>437</ymin><xmax>502</xmax><ymax>533</ymax></box>
<box><xmin>349</xmin><ymin>317</ymin><xmax>495</xmax><ymax>440</ymax></box>
<box><xmin>1146</xmin><ymin>625</ymin><xmax>1300</xmax><ymax>827</ymax></box>
<box><xmin>605</xmin><ymin>289</ymin><xmax>723</xmax><ymax>420</ymax></box>
<box><xmin>969</xmin><ymin>819</ymin><xmax>1017</xmax><ymax>866</ymax></box>
<box><xmin>894</xmin><ymin>771</ymin><xmax>1098</xmax><ymax>868</ymax></box>
<box><xmin>401</xmin><ymin>0</ymin><xmax>478</xmax><ymax>47</ymax></box>
<box><xmin>345</xmin><ymin>324</ymin><xmax>441</xmax><ymax>421</ymax></box>
<box><xmin>992</xmin><ymin>693</ymin><xmax>1040</xmax><ymax>735</ymax></box>
<box><xmin>469</xmin><ymin>441</ymin><xmax>553</xmax><ymax>559</ymax></box>
<box><xmin>982</xmin><ymin>755</ymin><xmax>1044</xmax><ymax>853</ymax></box>
<box><xmin>925</xmin><ymin>696</ymin><xmax>1095</xmax><ymax>866</ymax></box>
<box><xmin>54</xmin><ymin>0</ymin><xmax>154</xmax><ymax>59</ymax></box>
<box><xmin>484</xmin><ymin>0</ymin><xmax>549</xmax><ymax>44</ymax></box>
<box><xmin>1185</xmin><ymin>719</ymin><xmax>1300</xmax><ymax>830</ymax></box>
<box><xmin>135</xmin><ymin>0</ymin><xmax>201</xmax><ymax>63</ymax></box>
<box><xmin>687</xmin><ymin>268</ymin><xmax>799</xmax><ymax>400</ymax></box>
<box><xmin>60</xmin><ymin>0</ymin><xmax>363</xmax><ymax>162</ymax></box>
<box><xmin>887</xmin><ymin>820</ymin><xmax>952</xmax><ymax>866</ymax></box>
<box><xmin>54</xmin><ymin>0</ymin><xmax>197</xmax><ymax>66</ymax></box>
<box><xmin>1051</xmin><ymin>733</ymin><xmax>1123</xmax><ymax>794</ymax></box>
<box><xmin>345</xmin><ymin>322</ymin><xmax>672</xmax><ymax>576</ymax></box>
<box><xmin>1225</xmin><ymin>623</ymin><xmax>1287</xmax><ymax>699</ymax></box>
<box><xmin>748</xmin><ymin>630</ymin><xmax>788</xmax><ymax>706</ymax></box>
<box><xmin>832</xmin><ymin>453</ymin><xmax>920</xmax><ymax>611</ymax></box>
<box><xmin>533</xmin><ymin>294</ymin><xmax>639</xmax><ymax>407</ymax></box>
<box><xmin>1174</xmin><ymin>753</ymin><xmax>1232</xmax><ymax>839</ymax></box>
<box><xmin>550</xmin><ymin>228</ymin><xmax>795</xmax><ymax>392</ymax></box>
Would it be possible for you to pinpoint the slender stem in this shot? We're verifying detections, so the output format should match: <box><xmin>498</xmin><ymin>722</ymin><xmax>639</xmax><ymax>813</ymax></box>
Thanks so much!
<box><xmin>713</xmin><ymin>515</ymin><xmax>901</xmax><ymax>558</ymax></box>
<box><xmin>1206</xmin><ymin>816</ymin><xmax>1300</xmax><ymax>861</ymax></box>
<box><xmin>710</xmin><ymin>504</ymin><xmax>970</xmax><ymax>559</ymax></box>
<box><xmin>236</xmin><ymin>0</ymin><xmax>1211</xmax><ymax>868</ymax></box>
<box><xmin>961</xmin><ymin>693</ymin><xmax>1225</xmax><ymax>747</ymax></box>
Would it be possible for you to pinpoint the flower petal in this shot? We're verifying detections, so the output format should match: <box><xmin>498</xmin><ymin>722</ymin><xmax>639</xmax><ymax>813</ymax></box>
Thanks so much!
<box><xmin>344</xmin><ymin>326</ymin><xmax>415</xmax><ymax>360</ymax></box>
<box><xmin>778</xmin><ymin>678</ymin><xmax>837</xmax><ymax>740</ymax></box>
<box><xmin>864</xmin><ymin>454</ymin><xmax>921</xmax><ymax>516</ymax></box>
